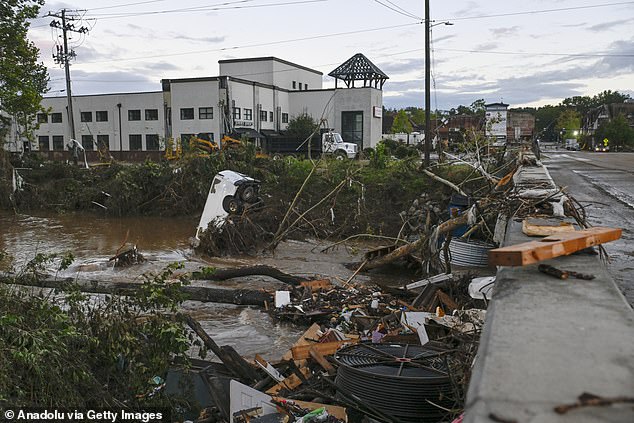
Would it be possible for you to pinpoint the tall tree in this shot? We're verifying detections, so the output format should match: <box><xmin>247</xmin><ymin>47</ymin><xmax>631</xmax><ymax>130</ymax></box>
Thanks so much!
<box><xmin>595</xmin><ymin>114</ymin><xmax>634</xmax><ymax>150</ymax></box>
<box><xmin>555</xmin><ymin>109</ymin><xmax>581</xmax><ymax>139</ymax></box>
<box><xmin>391</xmin><ymin>110</ymin><xmax>413</xmax><ymax>134</ymax></box>
<box><xmin>286</xmin><ymin>112</ymin><xmax>318</xmax><ymax>140</ymax></box>
<box><xmin>0</xmin><ymin>0</ymin><xmax>48</xmax><ymax>146</ymax></box>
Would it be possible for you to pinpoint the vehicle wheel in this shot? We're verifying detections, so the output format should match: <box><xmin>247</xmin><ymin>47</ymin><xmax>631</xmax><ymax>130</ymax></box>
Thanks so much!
<box><xmin>222</xmin><ymin>196</ymin><xmax>242</xmax><ymax>214</ymax></box>
<box><xmin>335</xmin><ymin>150</ymin><xmax>347</xmax><ymax>160</ymax></box>
<box><xmin>241</xmin><ymin>185</ymin><xmax>256</xmax><ymax>202</ymax></box>
<box><xmin>272</xmin><ymin>153</ymin><xmax>283</xmax><ymax>161</ymax></box>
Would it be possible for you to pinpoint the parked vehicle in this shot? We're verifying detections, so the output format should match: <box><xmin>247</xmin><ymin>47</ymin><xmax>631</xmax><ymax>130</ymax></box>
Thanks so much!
<box><xmin>564</xmin><ymin>139</ymin><xmax>579</xmax><ymax>151</ymax></box>
<box><xmin>195</xmin><ymin>170</ymin><xmax>262</xmax><ymax>239</ymax></box>
<box><xmin>262</xmin><ymin>131</ymin><xmax>358</xmax><ymax>159</ymax></box>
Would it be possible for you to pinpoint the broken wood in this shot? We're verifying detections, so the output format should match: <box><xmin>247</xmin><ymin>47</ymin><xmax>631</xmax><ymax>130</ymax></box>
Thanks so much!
<box><xmin>299</xmin><ymin>279</ymin><xmax>333</xmax><ymax>292</ymax></box>
<box><xmin>522</xmin><ymin>218</ymin><xmax>576</xmax><ymax>237</ymax></box>
<box><xmin>265</xmin><ymin>366</ymin><xmax>311</xmax><ymax>395</ymax></box>
<box><xmin>538</xmin><ymin>264</ymin><xmax>568</xmax><ymax>279</ymax></box>
<box><xmin>193</xmin><ymin>265</ymin><xmax>303</xmax><ymax>285</ymax></box>
<box><xmin>1</xmin><ymin>275</ymin><xmax>273</xmax><ymax>306</ymax></box>
<box><xmin>554</xmin><ymin>392</ymin><xmax>634</xmax><ymax>414</ymax></box>
<box><xmin>281</xmin><ymin>323</ymin><xmax>321</xmax><ymax>362</ymax></box>
<box><xmin>309</xmin><ymin>346</ymin><xmax>336</xmax><ymax>376</ymax></box>
<box><xmin>488</xmin><ymin>227</ymin><xmax>622</xmax><ymax>266</ymax></box>
<box><xmin>405</xmin><ymin>273</ymin><xmax>453</xmax><ymax>291</ymax></box>
<box><xmin>291</xmin><ymin>339</ymin><xmax>357</xmax><ymax>360</ymax></box>
<box><xmin>184</xmin><ymin>314</ymin><xmax>260</xmax><ymax>383</ymax></box>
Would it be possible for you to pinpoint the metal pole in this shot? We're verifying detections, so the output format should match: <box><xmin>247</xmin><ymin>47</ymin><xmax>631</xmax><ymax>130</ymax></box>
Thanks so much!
<box><xmin>424</xmin><ymin>0</ymin><xmax>431</xmax><ymax>167</ymax></box>
<box><xmin>62</xmin><ymin>9</ymin><xmax>76</xmax><ymax>141</ymax></box>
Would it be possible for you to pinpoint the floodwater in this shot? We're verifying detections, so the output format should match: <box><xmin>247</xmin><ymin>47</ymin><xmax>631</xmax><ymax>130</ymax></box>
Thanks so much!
<box><xmin>0</xmin><ymin>210</ymin><xmax>408</xmax><ymax>360</ymax></box>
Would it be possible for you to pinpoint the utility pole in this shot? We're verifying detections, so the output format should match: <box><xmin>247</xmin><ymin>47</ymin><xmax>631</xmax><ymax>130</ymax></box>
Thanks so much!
<box><xmin>49</xmin><ymin>9</ymin><xmax>89</xmax><ymax>143</ymax></box>
<box><xmin>424</xmin><ymin>0</ymin><xmax>431</xmax><ymax>167</ymax></box>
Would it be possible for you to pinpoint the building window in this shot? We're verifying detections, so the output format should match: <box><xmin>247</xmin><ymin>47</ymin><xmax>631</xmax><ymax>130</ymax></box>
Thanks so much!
<box><xmin>146</xmin><ymin>134</ymin><xmax>160</xmax><ymax>150</ymax></box>
<box><xmin>199</xmin><ymin>107</ymin><xmax>213</xmax><ymax>119</ymax></box>
<box><xmin>97</xmin><ymin>134</ymin><xmax>109</xmax><ymax>151</ymax></box>
<box><xmin>37</xmin><ymin>113</ymin><xmax>48</xmax><ymax>124</ymax></box>
<box><xmin>52</xmin><ymin>135</ymin><xmax>64</xmax><ymax>151</ymax></box>
<box><xmin>260</xmin><ymin>110</ymin><xmax>267</xmax><ymax>122</ymax></box>
<box><xmin>198</xmin><ymin>132</ymin><xmax>214</xmax><ymax>142</ymax></box>
<box><xmin>305</xmin><ymin>84</ymin><xmax>308</xmax><ymax>90</ymax></box>
<box><xmin>95</xmin><ymin>110</ymin><xmax>108</xmax><ymax>122</ymax></box>
<box><xmin>180</xmin><ymin>134</ymin><xmax>195</xmax><ymax>146</ymax></box>
<box><xmin>128</xmin><ymin>110</ymin><xmax>141</xmax><ymax>121</ymax></box>
<box><xmin>145</xmin><ymin>109</ymin><xmax>159</xmax><ymax>120</ymax></box>
<box><xmin>298</xmin><ymin>82</ymin><xmax>302</xmax><ymax>90</ymax></box>
<box><xmin>244</xmin><ymin>108</ymin><xmax>252</xmax><ymax>120</ymax></box>
<box><xmin>341</xmin><ymin>111</ymin><xmax>364</xmax><ymax>147</ymax></box>
<box><xmin>232</xmin><ymin>107</ymin><xmax>241</xmax><ymax>119</ymax></box>
<box><xmin>269</xmin><ymin>111</ymin><xmax>273</xmax><ymax>122</ymax></box>
<box><xmin>51</xmin><ymin>113</ymin><xmax>63</xmax><ymax>123</ymax></box>
<box><xmin>292</xmin><ymin>81</ymin><xmax>296</xmax><ymax>89</ymax></box>
<box><xmin>180</xmin><ymin>108</ymin><xmax>194</xmax><ymax>120</ymax></box>
<box><xmin>129</xmin><ymin>134</ymin><xmax>142</xmax><ymax>151</ymax></box>
<box><xmin>282</xmin><ymin>113</ymin><xmax>289</xmax><ymax>124</ymax></box>
<box><xmin>80</xmin><ymin>112</ymin><xmax>92</xmax><ymax>122</ymax></box>
<box><xmin>38</xmin><ymin>135</ymin><xmax>49</xmax><ymax>151</ymax></box>
<box><xmin>81</xmin><ymin>135</ymin><xmax>94</xmax><ymax>150</ymax></box>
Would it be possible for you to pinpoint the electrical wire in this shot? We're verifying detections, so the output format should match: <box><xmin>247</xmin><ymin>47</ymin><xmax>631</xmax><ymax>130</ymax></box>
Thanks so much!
<box><xmin>371</xmin><ymin>0</ymin><xmax>421</xmax><ymax>21</ymax></box>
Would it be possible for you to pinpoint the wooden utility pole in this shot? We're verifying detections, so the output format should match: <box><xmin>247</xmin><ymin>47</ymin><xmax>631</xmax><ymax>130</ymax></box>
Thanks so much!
<box><xmin>49</xmin><ymin>9</ymin><xmax>89</xmax><ymax>142</ymax></box>
<box><xmin>424</xmin><ymin>0</ymin><xmax>431</xmax><ymax>167</ymax></box>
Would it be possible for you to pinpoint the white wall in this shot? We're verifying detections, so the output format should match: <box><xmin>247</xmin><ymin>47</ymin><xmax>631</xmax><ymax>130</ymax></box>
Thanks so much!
<box><xmin>169</xmin><ymin>80</ymin><xmax>220</xmax><ymax>142</ymax></box>
<box><xmin>34</xmin><ymin>92</ymin><xmax>164</xmax><ymax>151</ymax></box>
<box><xmin>220</xmin><ymin>58</ymin><xmax>322</xmax><ymax>92</ymax></box>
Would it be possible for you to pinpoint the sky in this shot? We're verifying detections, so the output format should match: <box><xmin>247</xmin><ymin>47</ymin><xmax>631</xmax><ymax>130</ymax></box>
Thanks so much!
<box><xmin>26</xmin><ymin>0</ymin><xmax>634</xmax><ymax>110</ymax></box>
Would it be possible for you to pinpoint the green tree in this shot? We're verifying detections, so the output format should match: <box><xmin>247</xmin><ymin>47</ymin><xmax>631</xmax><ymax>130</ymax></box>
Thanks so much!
<box><xmin>391</xmin><ymin>110</ymin><xmax>412</xmax><ymax>133</ymax></box>
<box><xmin>555</xmin><ymin>109</ymin><xmax>581</xmax><ymax>139</ymax></box>
<box><xmin>592</xmin><ymin>90</ymin><xmax>631</xmax><ymax>107</ymax></box>
<box><xmin>0</xmin><ymin>0</ymin><xmax>49</xmax><ymax>145</ymax></box>
<box><xmin>286</xmin><ymin>112</ymin><xmax>318</xmax><ymax>140</ymax></box>
<box><xmin>534</xmin><ymin>105</ymin><xmax>562</xmax><ymax>142</ymax></box>
<box><xmin>595</xmin><ymin>114</ymin><xmax>634</xmax><ymax>150</ymax></box>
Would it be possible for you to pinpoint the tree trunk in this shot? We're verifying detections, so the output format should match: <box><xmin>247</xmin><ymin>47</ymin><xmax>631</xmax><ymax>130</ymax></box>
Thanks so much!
<box><xmin>1</xmin><ymin>275</ymin><xmax>273</xmax><ymax>306</ymax></box>
<box><xmin>193</xmin><ymin>265</ymin><xmax>304</xmax><ymax>286</ymax></box>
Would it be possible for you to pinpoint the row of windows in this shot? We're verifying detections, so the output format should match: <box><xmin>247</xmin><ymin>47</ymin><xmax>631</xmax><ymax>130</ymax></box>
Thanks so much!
<box><xmin>292</xmin><ymin>81</ymin><xmax>309</xmax><ymax>91</ymax></box>
<box><xmin>180</xmin><ymin>107</ymin><xmax>213</xmax><ymax>120</ymax></box>
<box><xmin>229</xmin><ymin>108</ymin><xmax>288</xmax><ymax>123</ymax></box>
<box><xmin>37</xmin><ymin>109</ymin><xmax>160</xmax><ymax>124</ymax></box>
<box><xmin>37</xmin><ymin>134</ymin><xmax>160</xmax><ymax>151</ymax></box>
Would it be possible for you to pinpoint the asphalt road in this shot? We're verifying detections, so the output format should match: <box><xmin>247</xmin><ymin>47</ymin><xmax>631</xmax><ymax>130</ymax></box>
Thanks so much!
<box><xmin>542</xmin><ymin>150</ymin><xmax>634</xmax><ymax>306</ymax></box>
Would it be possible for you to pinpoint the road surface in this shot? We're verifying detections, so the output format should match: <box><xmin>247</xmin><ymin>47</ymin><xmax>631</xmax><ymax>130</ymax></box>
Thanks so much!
<box><xmin>543</xmin><ymin>150</ymin><xmax>634</xmax><ymax>306</ymax></box>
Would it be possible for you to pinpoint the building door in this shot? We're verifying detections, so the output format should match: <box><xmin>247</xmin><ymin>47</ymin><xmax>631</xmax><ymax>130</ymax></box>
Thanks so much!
<box><xmin>341</xmin><ymin>111</ymin><xmax>363</xmax><ymax>148</ymax></box>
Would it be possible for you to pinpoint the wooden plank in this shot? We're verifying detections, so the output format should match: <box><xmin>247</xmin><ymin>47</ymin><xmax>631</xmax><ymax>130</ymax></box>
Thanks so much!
<box><xmin>281</xmin><ymin>323</ymin><xmax>320</xmax><ymax>362</ymax></box>
<box><xmin>291</xmin><ymin>339</ymin><xmax>357</xmax><ymax>360</ymax></box>
<box><xmin>405</xmin><ymin>273</ymin><xmax>452</xmax><ymax>290</ymax></box>
<box><xmin>522</xmin><ymin>218</ymin><xmax>576</xmax><ymax>237</ymax></box>
<box><xmin>265</xmin><ymin>367</ymin><xmax>311</xmax><ymax>395</ymax></box>
<box><xmin>488</xmin><ymin>227</ymin><xmax>622</xmax><ymax>266</ymax></box>
<box><xmin>309</xmin><ymin>346</ymin><xmax>336</xmax><ymax>376</ymax></box>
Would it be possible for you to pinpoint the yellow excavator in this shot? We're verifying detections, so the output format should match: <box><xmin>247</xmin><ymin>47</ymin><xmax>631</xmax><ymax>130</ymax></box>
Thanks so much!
<box><xmin>165</xmin><ymin>134</ymin><xmax>242</xmax><ymax>160</ymax></box>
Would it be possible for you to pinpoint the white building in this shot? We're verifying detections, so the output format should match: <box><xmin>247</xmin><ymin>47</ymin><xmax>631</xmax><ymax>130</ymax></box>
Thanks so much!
<box><xmin>4</xmin><ymin>54</ymin><xmax>387</xmax><ymax>156</ymax></box>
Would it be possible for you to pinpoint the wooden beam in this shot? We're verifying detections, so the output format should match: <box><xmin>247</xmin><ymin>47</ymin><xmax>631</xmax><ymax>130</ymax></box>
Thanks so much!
<box><xmin>309</xmin><ymin>346</ymin><xmax>336</xmax><ymax>376</ymax></box>
<box><xmin>488</xmin><ymin>227</ymin><xmax>622</xmax><ymax>266</ymax></box>
<box><xmin>291</xmin><ymin>339</ymin><xmax>358</xmax><ymax>360</ymax></box>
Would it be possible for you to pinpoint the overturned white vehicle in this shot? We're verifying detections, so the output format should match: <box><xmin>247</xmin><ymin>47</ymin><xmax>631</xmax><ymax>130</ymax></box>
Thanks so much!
<box><xmin>195</xmin><ymin>170</ymin><xmax>262</xmax><ymax>240</ymax></box>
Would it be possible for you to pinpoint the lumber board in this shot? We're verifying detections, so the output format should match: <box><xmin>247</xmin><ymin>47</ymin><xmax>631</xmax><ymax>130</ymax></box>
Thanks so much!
<box><xmin>291</xmin><ymin>339</ymin><xmax>358</xmax><ymax>360</ymax></box>
<box><xmin>281</xmin><ymin>323</ymin><xmax>320</xmax><ymax>362</ymax></box>
<box><xmin>265</xmin><ymin>367</ymin><xmax>311</xmax><ymax>395</ymax></box>
<box><xmin>300</xmin><ymin>279</ymin><xmax>333</xmax><ymax>292</ymax></box>
<box><xmin>522</xmin><ymin>218</ymin><xmax>576</xmax><ymax>237</ymax></box>
<box><xmin>309</xmin><ymin>346</ymin><xmax>336</xmax><ymax>376</ymax></box>
<box><xmin>488</xmin><ymin>226</ymin><xmax>621</xmax><ymax>266</ymax></box>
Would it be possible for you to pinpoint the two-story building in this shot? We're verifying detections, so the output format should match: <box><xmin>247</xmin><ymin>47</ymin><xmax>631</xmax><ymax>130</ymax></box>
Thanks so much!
<box><xmin>4</xmin><ymin>54</ymin><xmax>387</xmax><ymax>159</ymax></box>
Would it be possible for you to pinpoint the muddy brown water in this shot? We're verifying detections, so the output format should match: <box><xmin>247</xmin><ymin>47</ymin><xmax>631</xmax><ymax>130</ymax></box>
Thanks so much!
<box><xmin>0</xmin><ymin>210</ymin><xmax>410</xmax><ymax>360</ymax></box>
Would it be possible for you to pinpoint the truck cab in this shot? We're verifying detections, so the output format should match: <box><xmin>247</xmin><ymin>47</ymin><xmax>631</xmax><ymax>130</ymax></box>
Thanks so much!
<box><xmin>321</xmin><ymin>131</ymin><xmax>358</xmax><ymax>159</ymax></box>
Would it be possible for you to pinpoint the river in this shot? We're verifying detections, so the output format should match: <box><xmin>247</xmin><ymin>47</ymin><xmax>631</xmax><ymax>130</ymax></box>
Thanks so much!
<box><xmin>0</xmin><ymin>210</ymin><xmax>408</xmax><ymax>360</ymax></box>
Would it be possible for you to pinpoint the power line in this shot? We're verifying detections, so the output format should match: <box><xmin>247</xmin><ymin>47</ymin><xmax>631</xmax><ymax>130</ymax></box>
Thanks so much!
<box><xmin>78</xmin><ymin>22</ymin><xmax>419</xmax><ymax>64</ymax></box>
<box><xmin>438</xmin><ymin>1</ymin><xmax>634</xmax><ymax>22</ymax></box>
<box><xmin>89</xmin><ymin>0</ymin><xmax>170</xmax><ymax>11</ymax></box>
<box><xmin>435</xmin><ymin>48</ymin><xmax>634</xmax><ymax>58</ymax></box>
<box><xmin>85</xmin><ymin>0</ymin><xmax>325</xmax><ymax>19</ymax></box>
<box><xmin>371</xmin><ymin>0</ymin><xmax>421</xmax><ymax>21</ymax></box>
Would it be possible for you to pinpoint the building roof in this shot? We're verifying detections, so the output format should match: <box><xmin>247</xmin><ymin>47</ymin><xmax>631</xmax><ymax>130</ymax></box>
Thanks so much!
<box><xmin>328</xmin><ymin>53</ymin><xmax>389</xmax><ymax>89</ymax></box>
<box><xmin>218</xmin><ymin>56</ymin><xmax>323</xmax><ymax>75</ymax></box>
<box><xmin>485</xmin><ymin>102</ymin><xmax>509</xmax><ymax>108</ymax></box>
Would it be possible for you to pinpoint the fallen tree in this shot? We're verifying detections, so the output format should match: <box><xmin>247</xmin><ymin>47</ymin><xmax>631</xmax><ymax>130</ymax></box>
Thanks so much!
<box><xmin>1</xmin><ymin>274</ymin><xmax>273</xmax><ymax>306</ymax></box>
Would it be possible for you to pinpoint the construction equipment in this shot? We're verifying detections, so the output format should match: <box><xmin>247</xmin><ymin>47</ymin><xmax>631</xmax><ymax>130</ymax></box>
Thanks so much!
<box><xmin>165</xmin><ymin>134</ymin><xmax>243</xmax><ymax>160</ymax></box>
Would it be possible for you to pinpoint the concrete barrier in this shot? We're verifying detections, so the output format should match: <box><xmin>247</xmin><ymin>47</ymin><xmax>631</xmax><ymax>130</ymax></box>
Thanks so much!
<box><xmin>464</xmin><ymin>154</ymin><xmax>634</xmax><ymax>423</ymax></box>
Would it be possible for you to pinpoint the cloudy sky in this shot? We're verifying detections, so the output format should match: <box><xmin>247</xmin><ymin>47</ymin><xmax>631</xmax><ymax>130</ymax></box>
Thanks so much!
<box><xmin>27</xmin><ymin>0</ymin><xmax>634</xmax><ymax>110</ymax></box>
